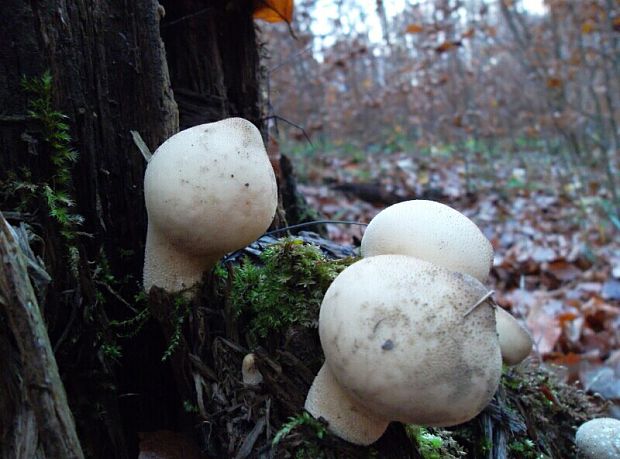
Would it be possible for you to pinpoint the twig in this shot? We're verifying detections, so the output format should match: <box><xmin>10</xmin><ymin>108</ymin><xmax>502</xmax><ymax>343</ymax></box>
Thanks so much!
<box><xmin>263</xmin><ymin>220</ymin><xmax>367</xmax><ymax>237</ymax></box>
<box><xmin>463</xmin><ymin>290</ymin><xmax>495</xmax><ymax>318</ymax></box>
<box><xmin>160</xmin><ymin>7</ymin><xmax>215</xmax><ymax>29</ymax></box>
<box><xmin>268</xmin><ymin>45</ymin><xmax>313</xmax><ymax>73</ymax></box>
<box><xmin>0</xmin><ymin>114</ymin><xmax>28</xmax><ymax>123</ymax></box>
<box><xmin>130</xmin><ymin>130</ymin><xmax>152</xmax><ymax>162</ymax></box>
<box><xmin>261</xmin><ymin>115</ymin><xmax>314</xmax><ymax>146</ymax></box>
<box><xmin>222</xmin><ymin>220</ymin><xmax>366</xmax><ymax>263</ymax></box>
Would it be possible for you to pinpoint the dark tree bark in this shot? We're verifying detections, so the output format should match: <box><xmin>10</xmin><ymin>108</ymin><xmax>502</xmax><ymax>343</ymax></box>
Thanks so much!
<box><xmin>0</xmin><ymin>1</ymin><xmax>179</xmax><ymax>456</ymax></box>
<box><xmin>0</xmin><ymin>0</ymin><xmax>264</xmax><ymax>457</ymax></box>
<box><xmin>160</xmin><ymin>0</ymin><xmax>262</xmax><ymax>129</ymax></box>
<box><xmin>0</xmin><ymin>0</ymin><xmax>178</xmax><ymax>287</ymax></box>
<box><xmin>0</xmin><ymin>213</ymin><xmax>83</xmax><ymax>459</ymax></box>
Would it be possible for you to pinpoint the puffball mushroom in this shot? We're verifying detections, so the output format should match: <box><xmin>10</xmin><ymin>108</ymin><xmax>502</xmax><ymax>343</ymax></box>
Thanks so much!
<box><xmin>305</xmin><ymin>255</ymin><xmax>502</xmax><ymax>445</ymax></box>
<box><xmin>143</xmin><ymin>118</ymin><xmax>277</xmax><ymax>292</ymax></box>
<box><xmin>360</xmin><ymin>199</ymin><xmax>533</xmax><ymax>366</ymax></box>
<box><xmin>241</xmin><ymin>353</ymin><xmax>263</xmax><ymax>386</ymax></box>
<box><xmin>575</xmin><ymin>418</ymin><xmax>620</xmax><ymax>459</ymax></box>
<box><xmin>495</xmin><ymin>307</ymin><xmax>533</xmax><ymax>365</ymax></box>
<box><xmin>361</xmin><ymin>200</ymin><xmax>493</xmax><ymax>282</ymax></box>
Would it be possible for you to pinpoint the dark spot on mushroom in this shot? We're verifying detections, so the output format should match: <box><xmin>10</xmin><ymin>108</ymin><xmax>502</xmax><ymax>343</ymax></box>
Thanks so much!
<box><xmin>245</xmin><ymin>183</ymin><xmax>250</xmax><ymax>187</ymax></box>
<box><xmin>231</xmin><ymin>174</ymin><xmax>234</xmax><ymax>178</ymax></box>
<box><xmin>382</xmin><ymin>339</ymin><xmax>394</xmax><ymax>351</ymax></box>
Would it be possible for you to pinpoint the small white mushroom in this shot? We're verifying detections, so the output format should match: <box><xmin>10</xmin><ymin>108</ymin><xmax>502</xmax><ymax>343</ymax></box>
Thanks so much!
<box><xmin>305</xmin><ymin>255</ymin><xmax>502</xmax><ymax>445</ymax></box>
<box><xmin>242</xmin><ymin>353</ymin><xmax>263</xmax><ymax>386</ymax></box>
<box><xmin>143</xmin><ymin>118</ymin><xmax>277</xmax><ymax>292</ymax></box>
<box><xmin>495</xmin><ymin>307</ymin><xmax>533</xmax><ymax>365</ymax></box>
<box><xmin>361</xmin><ymin>200</ymin><xmax>493</xmax><ymax>282</ymax></box>
<box><xmin>575</xmin><ymin>418</ymin><xmax>620</xmax><ymax>459</ymax></box>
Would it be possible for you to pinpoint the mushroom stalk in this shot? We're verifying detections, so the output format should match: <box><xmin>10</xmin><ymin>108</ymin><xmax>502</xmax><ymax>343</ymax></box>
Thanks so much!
<box><xmin>143</xmin><ymin>225</ymin><xmax>219</xmax><ymax>293</ymax></box>
<box><xmin>305</xmin><ymin>363</ymin><xmax>389</xmax><ymax>446</ymax></box>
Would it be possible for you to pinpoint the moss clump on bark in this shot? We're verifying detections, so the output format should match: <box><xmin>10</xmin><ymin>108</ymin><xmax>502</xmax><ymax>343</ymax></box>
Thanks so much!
<box><xmin>228</xmin><ymin>238</ymin><xmax>356</xmax><ymax>341</ymax></box>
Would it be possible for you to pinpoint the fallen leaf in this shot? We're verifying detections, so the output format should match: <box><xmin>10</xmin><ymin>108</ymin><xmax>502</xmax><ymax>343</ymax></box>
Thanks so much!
<box><xmin>405</xmin><ymin>24</ymin><xmax>424</xmax><ymax>34</ymax></box>
<box><xmin>545</xmin><ymin>259</ymin><xmax>582</xmax><ymax>282</ymax></box>
<box><xmin>527</xmin><ymin>299</ymin><xmax>564</xmax><ymax>355</ymax></box>
<box><xmin>253</xmin><ymin>0</ymin><xmax>294</xmax><ymax>23</ymax></box>
<box><xmin>546</xmin><ymin>77</ymin><xmax>563</xmax><ymax>89</ymax></box>
<box><xmin>435</xmin><ymin>41</ymin><xmax>461</xmax><ymax>54</ymax></box>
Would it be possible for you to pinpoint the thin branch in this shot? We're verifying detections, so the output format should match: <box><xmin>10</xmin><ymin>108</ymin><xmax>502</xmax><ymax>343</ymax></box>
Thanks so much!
<box><xmin>463</xmin><ymin>290</ymin><xmax>495</xmax><ymax>319</ymax></box>
<box><xmin>130</xmin><ymin>130</ymin><xmax>152</xmax><ymax>162</ymax></box>
<box><xmin>263</xmin><ymin>220</ymin><xmax>368</xmax><ymax>237</ymax></box>
<box><xmin>160</xmin><ymin>7</ymin><xmax>216</xmax><ymax>29</ymax></box>
<box><xmin>261</xmin><ymin>115</ymin><xmax>313</xmax><ymax>146</ymax></box>
<box><xmin>268</xmin><ymin>45</ymin><xmax>313</xmax><ymax>73</ymax></box>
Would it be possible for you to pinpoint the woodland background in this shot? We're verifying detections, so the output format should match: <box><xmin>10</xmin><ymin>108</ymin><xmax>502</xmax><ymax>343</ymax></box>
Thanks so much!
<box><xmin>0</xmin><ymin>0</ymin><xmax>618</xmax><ymax>458</ymax></box>
<box><xmin>262</xmin><ymin>0</ymin><xmax>620</xmax><ymax>418</ymax></box>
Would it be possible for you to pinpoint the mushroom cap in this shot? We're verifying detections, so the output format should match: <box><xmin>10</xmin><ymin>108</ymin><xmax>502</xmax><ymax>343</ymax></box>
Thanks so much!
<box><xmin>495</xmin><ymin>307</ymin><xmax>533</xmax><ymax>366</ymax></box>
<box><xmin>319</xmin><ymin>255</ymin><xmax>502</xmax><ymax>426</ymax></box>
<box><xmin>241</xmin><ymin>353</ymin><xmax>263</xmax><ymax>386</ymax></box>
<box><xmin>575</xmin><ymin>418</ymin><xmax>620</xmax><ymax>459</ymax></box>
<box><xmin>360</xmin><ymin>200</ymin><xmax>493</xmax><ymax>282</ymax></box>
<box><xmin>144</xmin><ymin>118</ymin><xmax>277</xmax><ymax>257</ymax></box>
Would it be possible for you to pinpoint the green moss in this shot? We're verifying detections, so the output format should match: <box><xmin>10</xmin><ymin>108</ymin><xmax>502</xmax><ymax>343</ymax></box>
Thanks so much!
<box><xmin>230</xmin><ymin>238</ymin><xmax>355</xmax><ymax>339</ymax></box>
<box><xmin>405</xmin><ymin>425</ymin><xmax>466</xmax><ymax>459</ymax></box>
<box><xmin>509</xmin><ymin>439</ymin><xmax>543</xmax><ymax>459</ymax></box>
<box><xmin>3</xmin><ymin>71</ymin><xmax>84</xmax><ymax>273</ymax></box>
<box><xmin>161</xmin><ymin>294</ymin><xmax>190</xmax><ymax>361</ymax></box>
<box><xmin>272</xmin><ymin>411</ymin><xmax>328</xmax><ymax>458</ymax></box>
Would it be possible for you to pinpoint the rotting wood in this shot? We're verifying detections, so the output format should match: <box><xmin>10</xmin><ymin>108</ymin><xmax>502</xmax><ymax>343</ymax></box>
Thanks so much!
<box><xmin>0</xmin><ymin>212</ymin><xmax>84</xmax><ymax>459</ymax></box>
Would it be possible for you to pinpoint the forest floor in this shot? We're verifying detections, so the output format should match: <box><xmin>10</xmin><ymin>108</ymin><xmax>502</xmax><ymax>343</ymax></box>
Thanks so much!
<box><xmin>288</xmin><ymin>144</ymin><xmax>620</xmax><ymax>418</ymax></box>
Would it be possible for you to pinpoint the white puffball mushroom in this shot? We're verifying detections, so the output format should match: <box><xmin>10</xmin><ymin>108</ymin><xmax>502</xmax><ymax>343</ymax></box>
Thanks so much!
<box><xmin>495</xmin><ymin>307</ymin><xmax>533</xmax><ymax>365</ymax></box>
<box><xmin>143</xmin><ymin>118</ymin><xmax>277</xmax><ymax>292</ymax></box>
<box><xmin>241</xmin><ymin>353</ymin><xmax>263</xmax><ymax>386</ymax></box>
<box><xmin>361</xmin><ymin>200</ymin><xmax>493</xmax><ymax>282</ymax></box>
<box><xmin>575</xmin><ymin>418</ymin><xmax>620</xmax><ymax>459</ymax></box>
<box><xmin>305</xmin><ymin>255</ymin><xmax>502</xmax><ymax>445</ymax></box>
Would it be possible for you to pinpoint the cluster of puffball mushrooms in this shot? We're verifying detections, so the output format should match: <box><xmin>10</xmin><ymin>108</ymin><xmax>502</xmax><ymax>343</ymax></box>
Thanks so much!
<box><xmin>142</xmin><ymin>118</ymin><xmax>615</xmax><ymax>452</ymax></box>
<box><xmin>304</xmin><ymin>200</ymin><xmax>534</xmax><ymax>445</ymax></box>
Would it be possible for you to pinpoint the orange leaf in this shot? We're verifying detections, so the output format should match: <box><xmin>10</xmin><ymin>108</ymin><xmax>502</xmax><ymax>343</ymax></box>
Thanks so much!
<box><xmin>462</xmin><ymin>28</ymin><xmax>475</xmax><ymax>39</ymax></box>
<box><xmin>613</xmin><ymin>16</ymin><xmax>620</xmax><ymax>32</ymax></box>
<box><xmin>435</xmin><ymin>41</ymin><xmax>461</xmax><ymax>53</ymax></box>
<box><xmin>405</xmin><ymin>24</ymin><xmax>424</xmax><ymax>34</ymax></box>
<box><xmin>550</xmin><ymin>352</ymin><xmax>582</xmax><ymax>366</ymax></box>
<box><xmin>253</xmin><ymin>0</ymin><xmax>294</xmax><ymax>23</ymax></box>
<box><xmin>546</xmin><ymin>77</ymin><xmax>563</xmax><ymax>89</ymax></box>
<box><xmin>558</xmin><ymin>312</ymin><xmax>578</xmax><ymax>326</ymax></box>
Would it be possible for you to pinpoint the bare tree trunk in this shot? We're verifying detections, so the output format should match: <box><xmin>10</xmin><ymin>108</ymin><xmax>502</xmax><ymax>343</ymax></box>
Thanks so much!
<box><xmin>160</xmin><ymin>0</ymin><xmax>262</xmax><ymax>129</ymax></box>
<box><xmin>0</xmin><ymin>1</ymin><xmax>178</xmax><ymax>456</ymax></box>
<box><xmin>0</xmin><ymin>213</ymin><xmax>84</xmax><ymax>459</ymax></box>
